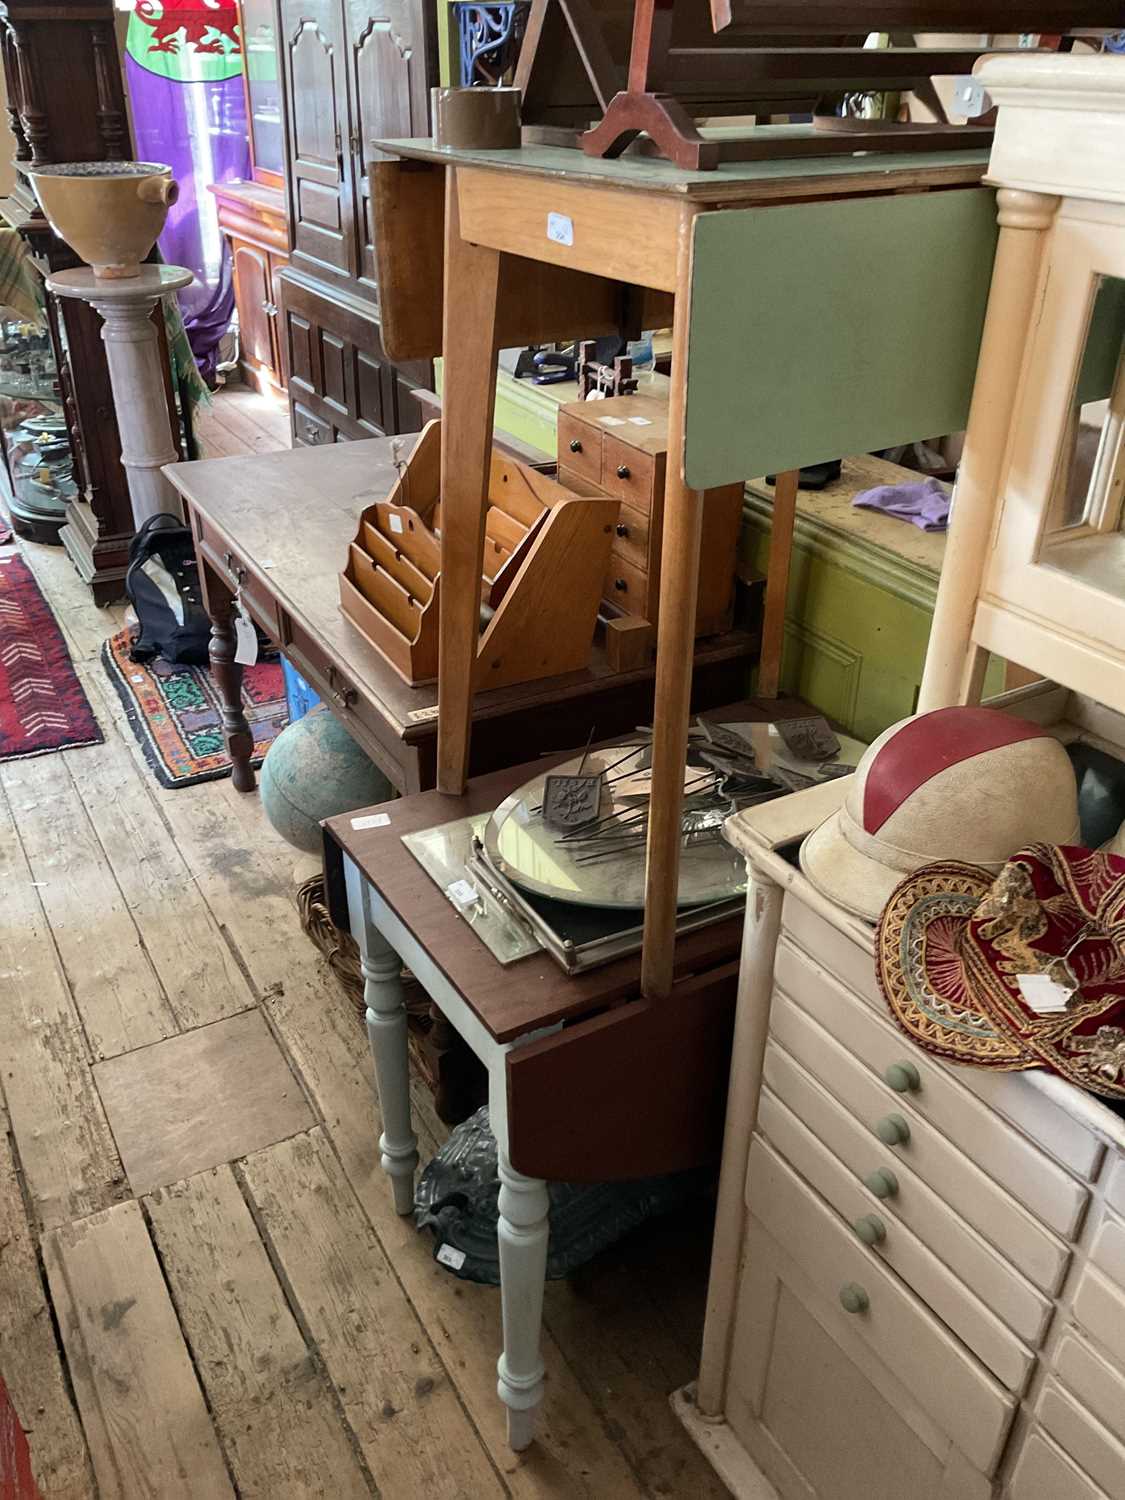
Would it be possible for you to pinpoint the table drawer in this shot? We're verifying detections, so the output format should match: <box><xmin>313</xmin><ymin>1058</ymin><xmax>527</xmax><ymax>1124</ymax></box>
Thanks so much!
<box><xmin>774</xmin><ymin>940</ymin><xmax>1090</xmax><ymax>1239</ymax></box>
<box><xmin>1106</xmin><ymin>1156</ymin><xmax>1125</xmax><ymax>1220</ymax></box>
<box><xmin>746</xmin><ymin>1136</ymin><xmax>1016</xmax><ymax>1476</ymax></box>
<box><xmin>609</xmin><ymin>501</ymin><xmax>653</xmax><ymax>573</ymax></box>
<box><xmin>755</xmin><ymin>1086</ymin><xmax>1035</xmax><ymax>1391</ymax></box>
<box><xmin>769</xmin><ymin>991</ymin><xmax>1071</xmax><ymax>1296</ymax></box>
<box><xmin>603</xmin><ymin>553</ymin><xmax>652</xmax><ymax>616</ymax></box>
<box><xmin>1090</xmin><ymin>1210</ymin><xmax>1125</xmax><ymax>1285</ymax></box>
<box><xmin>556</xmin><ymin>413</ymin><xmax>602</xmax><ymax>484</ymax></box>
<box><xmin>194</xmin><ymin>520</ymin><xmax>279</xmax><ymax>637</ymax></box>
<box><xmin>780</xmin><ymin>898</ymin><xmax>1104</xmax><ymax>1182</ymax></box>
<box><xmin>761</xmin><ymin>1040</ymin><xmax>1053</xmax><ymax>1346</ymax></box>
<box><xmin>1037</xmin><ymin>1378</ymin><xmax>1125</xmax><ymax>1498</ymax></box>
<box><xmin>1053</xmin><ymin>1330</ymin><xmax>1125</xmax><ymax>1456</ymax></box>
<box><xmin>603</xmin><ymin>433</ymin><xmax>658</xmax><ymax>509</ymax></box>
<box><xmin>1009</xmin><ymin>1433</ymin><xmax>1111</xmax><ymax>1500</ymax></box>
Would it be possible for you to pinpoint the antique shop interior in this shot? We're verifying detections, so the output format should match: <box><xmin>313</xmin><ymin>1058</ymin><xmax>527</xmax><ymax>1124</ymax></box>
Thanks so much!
<box><xmin>2</xmin><ymin>5</ymin><xmax>1125</xmax><ymax>1499</ymax></box>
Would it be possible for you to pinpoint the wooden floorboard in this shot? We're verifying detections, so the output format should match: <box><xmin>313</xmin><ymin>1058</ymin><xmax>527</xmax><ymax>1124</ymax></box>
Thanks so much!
<box><xmin>0</xmin><ymin>382</ymin><xmax>725</xmax><ymax>1500</ymax></box>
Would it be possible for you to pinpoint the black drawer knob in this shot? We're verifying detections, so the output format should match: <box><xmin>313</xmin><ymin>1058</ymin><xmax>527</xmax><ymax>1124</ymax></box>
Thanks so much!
<box><xmin>615</xmin><ymin>523</ymin><xmax>628</xmax><ymax>538</ymax></box>
<box><xmin>616</xmin><ymin>464</ymin><xmax>630</xmax><ymax>480</ymax></box>
<box><xmin>569</xmin><ymin>438</ymin><xmax>582</xmax><ymax>453</ymax></box>
<box><xmin>614</xmin><ymin>577</ymin><xmax>627</xmax><ymax>591</ymax></box>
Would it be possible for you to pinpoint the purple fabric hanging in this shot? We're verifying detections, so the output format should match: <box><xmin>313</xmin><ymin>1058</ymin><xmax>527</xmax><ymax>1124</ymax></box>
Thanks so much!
<box><xmin>125</xmin><ymin>7</ymin><xmax>249</xmax><ymax>383</ymax></box>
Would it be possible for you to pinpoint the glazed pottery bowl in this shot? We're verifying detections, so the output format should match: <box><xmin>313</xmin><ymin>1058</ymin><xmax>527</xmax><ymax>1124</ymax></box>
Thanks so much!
<box><xmin>26</xmin><ymin>161</ymin><xmax>179</xmax><ymax>279</ymax></box>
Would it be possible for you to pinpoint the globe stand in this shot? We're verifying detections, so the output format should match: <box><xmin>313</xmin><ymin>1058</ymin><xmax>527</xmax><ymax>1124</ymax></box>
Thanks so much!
<box><xmin>46</xmin><ymin>264</ymin><xmax>194</xmax><ymax>528</ymax></box>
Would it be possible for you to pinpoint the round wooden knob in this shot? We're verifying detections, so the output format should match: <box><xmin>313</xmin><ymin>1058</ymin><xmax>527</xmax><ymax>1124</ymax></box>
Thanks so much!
<box><xmin>569</xmin><ymin>438</ymin><xmax>582</xmax><ymax>453</ymax></box>
<box><xmin>616</xmin><ymin>464</ymin><xmax>630</xmax><ymax>479</ymax></box>
<box><xmin>863</xmin><ymin>1168</ymin><xmax>899</xmax><ymax>1199</ymax></box>
<box><xmin>875</xmin><ymin>1113</ymin><xmax>910</xmax><ymax>1147</ymax></box>
<box><xmin>853</xmin><ymin>1214</ymin><xmax>886</xmax><ymax>1246</ymax></box>
<box><xmin>839</xmin><ymin>1283</ymin><xmax>869</xmax><ymax>1315</ymax></box>
<box><xmin>616</xmin><ymin>523</ymin><xmax>629</xmax><ymax>537</ymax></box>
<box><xmin>614</xmin><ymin>578</ymin><xmax>627</xmax><ymax>591</ymax></box>
<box><xmin>885</xmin><ymin>1061</ymin><xmax>921</xmax><ymax>1094</ymax></box>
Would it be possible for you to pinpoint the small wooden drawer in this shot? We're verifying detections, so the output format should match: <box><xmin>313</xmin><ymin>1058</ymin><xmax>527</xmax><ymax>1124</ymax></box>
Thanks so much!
<box><xmin>603</xmin><ymin>553</ymin><xmax>652</xmax><ymax>616</ymax></box>
<box><xmin>1037</xmin><ymin>1376</ymin><xmax>1125</xmax><ymax>1497</ymax></box>
<box><xmin>1073</xmin><ymin>1265</ymin><xmax>1125</xmax><ymax>1374</ymax></box>
<box><xmin>609</xmin><ymin>500</ymin><xmax>653</xmax><ymax>573</ymax></box>
<box><xmin>556</xmin><ymin>413</ymin><xmax>602</xmax><ymax>484</ymax></box>
<box><xmin>761</xmin><ymin>1040</ymin><xmax>1053</xmax><ymax>1346</ymax></box>
<box><xmin>1107</xmin><ymin>1156</ymin><xmax>1125</xmax><ymax>1219</ymax></box>
<box><xmin>768</xmin><ymin>990</ymin><xmax>1072</xmax><ymax>1296</ymax></box>
<box><xmin>773</xmin><ymin>939</ymin><xmax>1091</xmax><ymax>1240</ymax></box>
<box><xmin>755</xmin><ymin>1086</ymin><xmax>1035</xmax><ymax>1391</ymax></box>
<box><xmin>780</xmin><ymin>897</ymin><xmax>1104</xmax><ymax>1182</ymax></box>
<box><xmin>1053</xmin><ymin>1329</ymin><xmax>1125</xmax><ymax>1455</ymax></box>
<box><xmin>746</xmin><ymin>1136</ymin><xmax>1016</xmax><ymax>1476</ymax></box>
<box><xmin>1008</xmin><ymin>1432</ymin><xmax>1111</xmax><ymax>1500</ymax></box>
<box><xmin>604</xmin><ymin>433</ymin><xmax>658</xmax><ymax>509</ymax></box>
<box><xmin>194</xmin><ymin>523</ymin><xmax>279</xmax><ymax>638</ymax></box>
<box><xmin>292</xmin><ymin>400</ymin><xmax>332</xmax><ymax>448</ymax></box>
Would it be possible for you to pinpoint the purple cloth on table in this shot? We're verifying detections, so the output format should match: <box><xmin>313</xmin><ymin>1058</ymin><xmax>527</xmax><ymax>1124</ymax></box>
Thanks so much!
<box><xmin>852</xmin><ymin>476</ymin><xmax>951</xmax><ymax>532</ymax></box>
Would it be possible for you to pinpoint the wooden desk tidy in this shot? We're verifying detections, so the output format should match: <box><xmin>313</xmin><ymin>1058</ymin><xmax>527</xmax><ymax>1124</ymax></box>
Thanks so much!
<box><xmin>556</xmin><ymin>393</ymin><xmax>743</xmax><ymax>666</ymax></box>
<box><xmin>340</xmin><ymin>419</ymin><xmax>619</xmax><ymax>688</ymax></box>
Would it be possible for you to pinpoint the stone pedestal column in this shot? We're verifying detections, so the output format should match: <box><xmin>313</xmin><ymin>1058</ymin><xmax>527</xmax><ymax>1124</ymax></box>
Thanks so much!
<box><xmin>46</xmin><ymin>264</ymin><xmax>194</xmax><ymax>527</ymax></box>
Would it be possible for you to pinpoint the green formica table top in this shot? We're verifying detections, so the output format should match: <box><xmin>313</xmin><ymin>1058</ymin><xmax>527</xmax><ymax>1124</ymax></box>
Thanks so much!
<box><xmin>377</xmin><ymin>134</ymin><xmax>989</xmax><ymax>200</ymax></box>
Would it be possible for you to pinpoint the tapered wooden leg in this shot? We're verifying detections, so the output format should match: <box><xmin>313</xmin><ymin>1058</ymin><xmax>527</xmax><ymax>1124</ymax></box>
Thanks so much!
<box><xmin>357</xmin><ymin>893</ymin><xmax>419</xmax><ymax>1215</ymax></box>
<box><xmin>641</xmin><ymin>211</ymin><xmax>701</xmax><ymax>1000</ymax></box>
<box><xmin>436</xmin><ymin>167</ymin><xmax>503</xmax><ymax>794</ymax></box>
<box><xmin>496</xmin><ymin>1152</ymin><xmax>549</xmax><ymax>1451</ymax></box>
<box><xmin>208</xmin><ymin>596</ymin><xmax>255</xmax><ymax>793</ymax></box>
<box><xmin>757</xmin><ymin>469</ymin><xmax>798</xmax><ymax>699</ymax></box>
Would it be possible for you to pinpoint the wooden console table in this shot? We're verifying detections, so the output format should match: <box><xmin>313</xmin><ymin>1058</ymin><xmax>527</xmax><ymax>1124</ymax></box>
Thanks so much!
<box><xmin>163</xmin><ymin>435</ymin><xmax>757</xmax><ymax>794</ymax></box>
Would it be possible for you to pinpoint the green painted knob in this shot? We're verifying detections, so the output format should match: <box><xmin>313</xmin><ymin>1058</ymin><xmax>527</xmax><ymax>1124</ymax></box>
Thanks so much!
<box><xmin>885</xmin><ymin>1060</ymin><xmax>921</xmax><ymax>1093</ymax></box>
<box><xmin>875</xmin><ymin>1113</ymin><xmax>911</xmax><ymax>1147</ymax></box>
<box><xmin>839</xmin><ymin>1283</ymin><xmax>870</xmax><ymax>1315</ymax></box>
<box><xmin>854</xmin><ymin>1214</ymin><xmax>887</xmax><ymax>1246</ymax></box>
<box><xmin>863</xmin><ymin>1167</ymin><xmax>900</xmax><ymax>1199</ymax></box>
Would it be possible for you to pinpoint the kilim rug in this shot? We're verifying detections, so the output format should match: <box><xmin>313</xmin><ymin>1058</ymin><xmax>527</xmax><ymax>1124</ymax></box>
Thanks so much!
<box><xmin>100</xmin><ymin>627</ymin><xmax>291</xmax><ymax>792</ymax></box>
<box><xmin>0</xmin><ymin>552</ymin><xmax>102</xmax><ymax>763</ymax></box>
<box><xmin>101</xmin><ymin>627</ymin><xmax>288</xmax><ymax>788</ymax></box>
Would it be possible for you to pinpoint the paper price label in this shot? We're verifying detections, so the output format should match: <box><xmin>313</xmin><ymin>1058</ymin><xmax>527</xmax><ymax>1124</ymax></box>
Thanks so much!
<box><xmin>546</xmin><ymin>212</ymin><xmax>574</xmax><ymax>247</ymax></box>
<box><xmin>436</xmin><ymin>1243</ymin><xmax>467</xmax><ymax>1270</ymax></box>
<box><xmin>350</xmin><ymin>812</ymin><xmax>391</xmax><ymax>830</ymax></box>
<box><xmin>446</xmin><ymin>877</ymin><xmax>480</xmax><ymax>911</ymax></box>
<box><xmin>388</xmin><ymin>513</ymin><xmax>404</xmax><ymax>534</ymax></box>
<box><xmin>233</xmin><ymin>607</ymin><xmax>258</xmax><ymax>666</ymax></box>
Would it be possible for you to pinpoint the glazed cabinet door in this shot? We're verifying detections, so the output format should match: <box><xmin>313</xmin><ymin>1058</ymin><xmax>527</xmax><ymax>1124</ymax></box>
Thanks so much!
<box><xmin>231</xmin><ymin>241</ymin><xmax>275</xmax><ymax>378</ymax></box>
<box><xmin>279</xmin><ymin>0</ymin><xmax>353</xmax><ymax>276</ymax></box>
<box><xmin>343</xmin><ymin>0</ymin><xmax>434</xmax><ymax>297</ymax></box>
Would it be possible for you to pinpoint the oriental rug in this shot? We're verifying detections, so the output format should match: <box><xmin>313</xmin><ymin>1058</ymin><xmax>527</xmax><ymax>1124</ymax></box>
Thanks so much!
<box><xmin>101</xmin><ymin>628</ymin><xmax>288</xmax><ymax>789</ymax></box>
<box><xmin>0</xmin><ymin>552</ymin><xmax>102</xmax><ymax>763</ymax></box>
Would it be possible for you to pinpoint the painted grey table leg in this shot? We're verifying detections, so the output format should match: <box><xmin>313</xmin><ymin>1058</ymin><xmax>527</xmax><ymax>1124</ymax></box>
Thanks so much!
<box><xmin>354</xmin><ymin>878</ymin><xmax>419</xmax><ymax>1215</ymax></box>
<box><xmin>496</xmin><ymin>1150</ymin><xmax>549</xmax><ymax>1451</ymax></box>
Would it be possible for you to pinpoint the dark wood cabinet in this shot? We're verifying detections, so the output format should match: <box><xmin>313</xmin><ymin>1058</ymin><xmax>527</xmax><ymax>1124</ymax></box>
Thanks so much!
<box><xmin>0</xmin><ymin>0</ymin><xmax>176</xmax><ymax>602</ymax></box>
<box><xmin>275</xmin><ymin>0</ymin><xmax>436</xmax><ymax>442</ymax></box>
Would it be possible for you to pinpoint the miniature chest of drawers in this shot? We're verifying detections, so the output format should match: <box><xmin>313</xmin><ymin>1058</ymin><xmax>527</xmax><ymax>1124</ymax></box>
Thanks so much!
<box><xmin>556</xmin><ymin>393</ymin><xmax>744</xmax><ymax>641</ymax></box>
<box><xmin>680</xmin><ymin>777</ymin><xmax>1125</xmax><ymax>1500</ymax></box>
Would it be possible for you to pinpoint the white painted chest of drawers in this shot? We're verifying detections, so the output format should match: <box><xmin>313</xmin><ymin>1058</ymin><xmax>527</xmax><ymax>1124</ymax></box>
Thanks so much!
<box><xmin>677</xmin><ymin>779</ymin><xmax>1125</xmax><ymax>1500</ymax></box>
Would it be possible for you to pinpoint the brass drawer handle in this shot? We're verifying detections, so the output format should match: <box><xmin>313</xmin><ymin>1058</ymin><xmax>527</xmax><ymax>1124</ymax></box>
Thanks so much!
<box><xmin>333</xmin><ymin>686</ymin><xmax>357</xmax><ymax>709</ymax></box>
<box><xmin>569</xmin><ymin>438</ymin><xmax>582</xmax><ymax>453</ymax></box>
<box><xmin>223</xmin><ymin>551</ymin><xmax>246</xmax><ymax>586</ymax></box>
<box><xmin>616</xmin><ymin>463</ymin><xmax>630</xmax><ymax>480</ymax></box>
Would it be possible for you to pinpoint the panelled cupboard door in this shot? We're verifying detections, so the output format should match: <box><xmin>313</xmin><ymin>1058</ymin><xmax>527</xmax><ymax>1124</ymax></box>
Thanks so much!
<box><xmin>978</xmin><ymin>206</ymin><xmax>1125</xmax><ymax>712</ymax></box>
<box><xmin>280</xmin><ymin>0</ymin><xmax>353</xmax><ymax>276</ymax></box>
<box><xmin>231</xmin><ymin>242</ymin><xmax>275</xmax><ymax>375</ymax></box>
<box><xmin>723</xmin><ymin>1218</ymin><xmax>992</xmax><ymax>1500</ymax></box>
<box><xmin>345</xmin><ymin>0</ymin><xmax>432</xmax><ymax>297</ymax></box>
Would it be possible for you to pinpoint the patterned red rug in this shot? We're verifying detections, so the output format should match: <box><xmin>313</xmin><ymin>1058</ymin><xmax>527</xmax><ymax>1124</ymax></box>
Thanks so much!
<box><xmin>101</xmin><ymin>627</ymin><xmax>288</xmax><ymax>788</ymax></box>
<box><xmin>0</xmin><ymin>552</ymin><xmax>102</xmax><ymax>763</ymax></box>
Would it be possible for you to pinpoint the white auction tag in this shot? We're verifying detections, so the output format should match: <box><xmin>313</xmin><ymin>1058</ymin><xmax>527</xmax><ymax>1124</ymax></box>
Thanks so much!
<box><xmin>436</xmin><ymin>1243</ymin><xmax>467</xmax><ymax>1271</ymax></box>
<box><xmin>546</xmin><ymin>211</ymin><xmax>574</xmax><ymax>247</ymax></box>
<box><xmin>627</xmin><ymin>416</ymin><xmax>652</xmax><ymax>426</ymax></box>
<box><xmin>233</xmin><ymin>607</ymin><xmax>258</xmax><ymax>666</ymax></box>
<box><xmin>351</xmin><ymin>812</ymin><xmax>391</xmax><ymax>830</ymax></box>
<box><xmin>446</xmin><ymin>877</ymin><xmax>480</xmax><ymax>911</ymax></box>
<box><xmin>388</xmin><ymin>514</ymin><xmax>404</xmax><ymax>534</ymax></box>
<box><xmin>598</xmin><ymin>415</ymin><xmax>627</xmax><ymax>427</ymax></box>
<box><xmin>1017</xmin><ymin>972</ymin><xmax>1072</xmax><ymax>1014</ymax></box>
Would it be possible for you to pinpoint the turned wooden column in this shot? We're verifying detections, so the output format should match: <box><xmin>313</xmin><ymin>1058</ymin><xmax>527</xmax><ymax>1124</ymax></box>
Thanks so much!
<box><xmin>918</xmin><ymin>187</ymin><xmax>1060</xmax><ymax>710</ymax></box>
<box><xmin>45</xmin><ymin>265</ymin><xmax>193</xmax><ymax>526</ymax></box>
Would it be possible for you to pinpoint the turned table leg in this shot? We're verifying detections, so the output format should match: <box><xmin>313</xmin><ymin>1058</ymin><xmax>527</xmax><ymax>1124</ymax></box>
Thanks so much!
<box><xmin>496</xmin><ymin>1150</ymin><xmax>549</xmax><ymax>1451</ymax></box>
<box><xmin>208</xmin><ymin>590</ymin><xmax>256</xmax><ymax>794</ymax></box>
<box><xmin>356</xmin><ymin>880</ymin><xmax>419</xmax><ymax>1215</ymax></box>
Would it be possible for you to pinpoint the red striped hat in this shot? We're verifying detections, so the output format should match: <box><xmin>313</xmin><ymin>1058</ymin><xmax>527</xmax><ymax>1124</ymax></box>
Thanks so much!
<box><xmin>799</xmin><ymin>707</ymin><xmax>1081</xmax><ymax>921</ymax></box>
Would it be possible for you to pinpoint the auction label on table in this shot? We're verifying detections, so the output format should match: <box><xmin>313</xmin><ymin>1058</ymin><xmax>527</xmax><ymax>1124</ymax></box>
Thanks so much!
<box><xmin>547</xmin><ymin>212</ymin><xmax>574</xmax><ymax>247</ymax></box>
